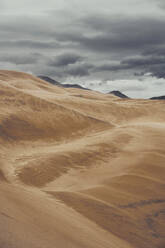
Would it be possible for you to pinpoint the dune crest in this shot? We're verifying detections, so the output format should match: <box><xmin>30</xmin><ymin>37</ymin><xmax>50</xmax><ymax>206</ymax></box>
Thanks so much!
<box><xmin>0</xmin><ymin>70</ymin><xmax>165</xmax><ymax>248</ymax></box>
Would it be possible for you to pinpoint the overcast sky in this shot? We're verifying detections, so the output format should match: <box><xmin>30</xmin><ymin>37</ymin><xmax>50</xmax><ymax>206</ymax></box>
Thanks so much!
<box><xmin>0</xmin><ymin>0</ymin><xmax>165</xmax><ymax>98</ymax></box>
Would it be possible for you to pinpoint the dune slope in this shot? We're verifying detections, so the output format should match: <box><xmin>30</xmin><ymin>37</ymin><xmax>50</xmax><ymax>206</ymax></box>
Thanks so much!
<box><xmin>0</xmin><ymin>70</ymin><xmax>165</xmax><ymax>248</ymax></box>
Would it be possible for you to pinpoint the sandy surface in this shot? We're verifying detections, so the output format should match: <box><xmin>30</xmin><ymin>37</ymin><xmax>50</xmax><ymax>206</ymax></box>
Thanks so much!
<box><xmin>0</xmin><ymin>70</ymin><xmax>165</xmax><ymax>248</ymax></box>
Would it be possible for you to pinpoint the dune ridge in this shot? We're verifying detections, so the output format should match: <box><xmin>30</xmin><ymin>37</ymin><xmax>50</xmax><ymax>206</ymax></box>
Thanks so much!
<box><xmin>0</xmin><ymin>70</ymin><xmax>165</xmax><ymax>248</ymax></box>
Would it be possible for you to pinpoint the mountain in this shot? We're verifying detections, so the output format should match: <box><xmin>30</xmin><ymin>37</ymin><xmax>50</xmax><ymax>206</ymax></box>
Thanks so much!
<box><xmin>150</xmin><ymin>95</ymin><xmax>165</xmax><ymax>100</ymax></box>
<box><xmin>109</xmin><ymin>90</ymin><xmax>129</xmax><ymax>98</ymax></box>
<box><xmin>0</xmin><ymin>70</ymin><xmax>165</xmax><ymax>248</ymax></box>
<box><xmin>38</xmin><ymin>75</ymin><xmax>61</xmax><ymax>86</ymax></box>
<box><xmin>38</xmin><ymin>75</ymin><xmax>89</xmax><ymax>90</ymax></box>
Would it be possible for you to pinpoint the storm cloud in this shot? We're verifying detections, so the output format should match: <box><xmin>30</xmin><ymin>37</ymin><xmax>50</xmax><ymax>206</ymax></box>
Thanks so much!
<box><xmin>48</xmin><ymin>53</ymin><xmax>84</xmax><ymax>67</ymax></box>
<box><xmin>0</xmin><ymin>53</ymin><xmax>42</xmax><ymax>65</ymax></box>
<box><xmin>0</xmin><ymin>0</ymin><xmax>165</xmax><ymax>97</ymax></box>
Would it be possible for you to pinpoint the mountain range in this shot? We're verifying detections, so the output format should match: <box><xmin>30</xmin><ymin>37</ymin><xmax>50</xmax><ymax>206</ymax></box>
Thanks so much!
<box><xmin>38</xmin><ymin>75</ymin><xmax>89</xmax><ymax>90</ymax></box>
<box><xmin>39</xmin><ymin>76</ymin><xmax>165</xmax><ymax>100</ymax></box>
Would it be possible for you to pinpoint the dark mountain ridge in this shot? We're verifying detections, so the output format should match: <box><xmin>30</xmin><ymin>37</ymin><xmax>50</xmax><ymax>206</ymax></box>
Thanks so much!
<box><xmin>38</xmin><ymin>75</ymin><xmax>89</xmax><ymax>90</ymax></box>
<box><xmin>109</xmin><ymin>90</ymin><xmax>129</xmax><ymax>98</ymax></box>
<box><xmin>150</xmin><ymin>95</ymin><xmax>165</xmax><ymax>100</ymax></box>
<box><xmin>38</xmin><ymin>76</ymin><xmax>61</xmax><ymax>86</ymax></box>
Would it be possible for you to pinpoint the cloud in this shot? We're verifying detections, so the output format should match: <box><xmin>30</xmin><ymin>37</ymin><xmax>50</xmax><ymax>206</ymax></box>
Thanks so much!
<box><xmin>157</xmin><ymin>0</ymin><xmax>165</xmax><ymax>9</ymax></box>
<box><xmin>64</xmin><ymin>63</ymin><xmax>92</xmax><ymax>77</ymax></box>
<box><xmin>143</xmin><ymin>46</ymin><xmax>165</xmax><ymax>56</ymax></box>
<box><xmin>0</xmin><ymin>40</ymin><xmax>60</xmax><ymax>49</ymax></box>
<box><xmin>122</xmin><ymin>56</ymin><xmax>165</xmax><ymax>67</ymax></box>
<box><xmin>0</xmin><ymin>0</ymin><xmax>5</xmax><ymax>10</ymax></box>
<box><xmin>55</xmin><ymin>16</ymin><xmax>165</xmax><ymax>53</ymax></box>
<box><xmin>93</xmin><ymin>55</ymin><xmax>165</xmax><ymax>80</ymax></box>
<box><xmin>94</xmin><ymin>62</ymin><xmax>131</xmax><ymax>72</ymax></box>
<box><xmin>48</xmin><ymin>53</ymin><xmax>84</xmax><ymax>67</ymax></box>
<box><xmin>0</xmin><ymin>53</ymin><xmax>42</xmax><ymax>65</ymax></box>
<box><xmin>120</xmin><ymin>56</ymin><xmax>165</xmax><ymax>78</ymax></box>
<box><xmin>149</xmin><ymin>65</ymin><xmax>165</xmax><ymax>78</ymax></box>
<box><xmin>81</xmin><ymin>75</ymin><xmax>165</xmax><ymax>98</ymax></box>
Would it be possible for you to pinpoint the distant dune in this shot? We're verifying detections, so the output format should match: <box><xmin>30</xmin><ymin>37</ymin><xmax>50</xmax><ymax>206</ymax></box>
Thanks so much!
<box><xmin>0</xmin><ymin>70</ymin><xmax>165</xmax><ymax>248</ymax></box>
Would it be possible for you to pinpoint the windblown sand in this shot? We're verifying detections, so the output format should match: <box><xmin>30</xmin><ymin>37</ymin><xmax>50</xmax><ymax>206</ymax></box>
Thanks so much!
<box><xmin>0</xmin><ymin>70</ymin><xmax>165</xmax><ymax>248</ymax></box>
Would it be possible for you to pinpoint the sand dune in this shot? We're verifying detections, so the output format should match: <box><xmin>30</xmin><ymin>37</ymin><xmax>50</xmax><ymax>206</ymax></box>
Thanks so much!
<box><xmin>0</xmin><ymin>70</ymin><xmax>165</xmax><ymax>248</ymax></box>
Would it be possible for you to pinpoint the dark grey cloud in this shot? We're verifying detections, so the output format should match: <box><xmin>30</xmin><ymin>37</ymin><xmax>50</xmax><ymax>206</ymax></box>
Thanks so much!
<box><xmin>120</xmin><ymin>55</ymin><xmax>165</xmax><ymax>78</ymax></box>
<box><xmin>94</xmin><ymin>63</ymin><xmax>131</xmax><ymax>72</ymax></box>
<box><xmin>122</xmin><ymin>56</ymin><xmax>165</xmax><ymax>67</ymax></box>
<box><xmin>0</xmin><ymin>53</ymin><xmax>42</xmax><ymax>65</ymax></box>
<box><xmin>64</xmin><ymin>63</ymin><xmax>93</xmax><ymax>77</ymax></box>
<box><xmin>143</xmin><ymin>46</ymin><xmax>165</xmax><ymax>56</ymax></box>
<box><xmin>48</xmin><ymin>53</ymin><xmax>84</xmax><ymax>67</ymax></box>
<box><xmin>55</xmin><ymin>17</ymin><xmax>165</xmax><ymax>53</ymax></box>
<box><xmin>148</xmin><ymin>65</ymin><xmax>165</xmax><ymax>78</ymax></box>
<box><xmin>121</xmin><ymin>56</ymin><xmax>165</xmax><ymax>78</ymax></box>
<box><xmin>0</xmin><ymin>40</ymin><xmax>60</xmax><ymax>49</ymax></box>
<box><xmin>94</xmin><ymin>55</ymin><xmax>165</xmax><ymax>79</ymax></box>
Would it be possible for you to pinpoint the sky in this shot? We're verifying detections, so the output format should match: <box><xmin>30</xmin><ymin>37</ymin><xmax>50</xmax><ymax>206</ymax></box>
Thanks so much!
<box><xmin>0</xmin><ymin>0</ymin><xmax>165</xmax><ymax>98</ymax></box>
